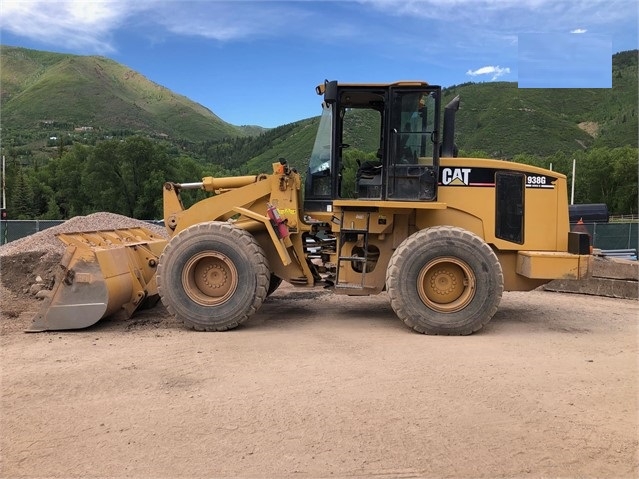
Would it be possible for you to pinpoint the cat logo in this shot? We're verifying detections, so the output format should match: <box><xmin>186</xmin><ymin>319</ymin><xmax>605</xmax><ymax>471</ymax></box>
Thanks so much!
<box><xmin>441</xmin><ymin>168</ymin><xmax>472</xmax><ymax>186</ymax></box>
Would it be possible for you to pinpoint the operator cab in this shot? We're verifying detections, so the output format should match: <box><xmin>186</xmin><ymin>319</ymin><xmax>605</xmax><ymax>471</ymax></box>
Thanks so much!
<box><xmin>304</xmin><ymin>80</ymin><xmax>442</xmax><ymax>212</ymax></box>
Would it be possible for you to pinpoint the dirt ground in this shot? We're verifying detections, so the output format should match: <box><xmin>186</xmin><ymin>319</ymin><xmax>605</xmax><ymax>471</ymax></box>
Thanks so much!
<box><xmin>1</xmin><ymin>282</ymin><xmax>637</xmax><ymax>478</ymax></box>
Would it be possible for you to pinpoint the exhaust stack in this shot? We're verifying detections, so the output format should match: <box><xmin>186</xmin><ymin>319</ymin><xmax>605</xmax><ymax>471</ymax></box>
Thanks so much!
<box><xmin>441</xmin><ymin>95</ymin><xmax>460</xmax><ymax>158</ymax></box>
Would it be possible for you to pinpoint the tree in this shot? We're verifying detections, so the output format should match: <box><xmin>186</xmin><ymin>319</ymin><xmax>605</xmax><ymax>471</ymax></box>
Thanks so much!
<box><xmin>83</xmin><ymin>136</ymin><xmax>180</xmax><ymax>218</ymax></box>
<box><xmin>569</xmin><ymin>147</ymin><xmax>638</xmax><ymax>213</ymax></box>
<box><xmin>44</xmin><ymin>144</ymin><xmax>91</xmax><ymax>218</ymax></box>
<box><xmin>41</xmin><ymin>190</ymin><xmax>62</xmax><ymax>220</ymax></box>
<box><xmin>10</xmin><ymin>166</ymin><xmax>34</xmax><ymax>219</ymax></box>
<box><xmin>610</xmin><ymin>147</ymin><xmax>638</xmax><ymax>214</ymax></box>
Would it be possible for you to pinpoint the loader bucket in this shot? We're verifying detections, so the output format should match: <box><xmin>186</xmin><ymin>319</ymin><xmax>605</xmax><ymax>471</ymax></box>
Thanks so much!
<box><xmin>27</xmin><ymin>227</ymin><xmax>167</xmax><ymax>332</ymax></box>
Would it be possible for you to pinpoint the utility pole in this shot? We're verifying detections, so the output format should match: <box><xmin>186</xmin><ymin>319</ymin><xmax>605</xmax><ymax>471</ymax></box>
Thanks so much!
<box><xmin>570</xmin><ymin>158</ymin><xmax>576</xmax><ymax>205</ymax></box>
<box><xmin>1</xmin><ymin>155</ymin><xmax>6</xmax><ymax>244</ymax></box>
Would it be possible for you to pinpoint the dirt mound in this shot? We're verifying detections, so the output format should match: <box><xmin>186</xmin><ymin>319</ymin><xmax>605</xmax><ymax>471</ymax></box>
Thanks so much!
<box><xmin>0</xmin><ymin>251</ymin><xmax>61</xmax><ymax>298</ymax></box>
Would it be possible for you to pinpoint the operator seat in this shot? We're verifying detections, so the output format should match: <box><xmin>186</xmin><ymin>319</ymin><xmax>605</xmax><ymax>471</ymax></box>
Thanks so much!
<box><xmin>356</xmin><ymin>160</ymin><xmax>382</xmax><ymax>199</ymax></box>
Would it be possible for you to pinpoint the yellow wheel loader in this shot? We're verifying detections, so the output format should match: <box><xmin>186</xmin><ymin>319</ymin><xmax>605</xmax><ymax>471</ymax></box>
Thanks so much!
<box><xmin>29</xmin><ymin>80</ymin><xmax>592</xmax><ymax>335</ymax></box>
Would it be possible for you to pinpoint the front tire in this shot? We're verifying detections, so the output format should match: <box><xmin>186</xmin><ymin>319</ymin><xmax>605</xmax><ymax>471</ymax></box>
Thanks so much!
<box><xmin>157</xmin><ymin>222</ymin><xmax>270</xmax><ymax>331</ymax></box>
<box><xmin>386</xmin><ymin>226</ymin><xmax>503</xmax><ymax>335</ymax></box>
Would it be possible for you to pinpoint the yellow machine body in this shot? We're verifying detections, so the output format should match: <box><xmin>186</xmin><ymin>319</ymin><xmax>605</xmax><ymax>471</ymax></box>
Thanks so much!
<box><xmin>161</xmin><ymin>159</ymin><xmax>590</xmax><ymax>296</ymax></box>
<box><xmin>29</xmin><ymin>80</ymin><xmax>592</xmax><ymax>334</ymax></box>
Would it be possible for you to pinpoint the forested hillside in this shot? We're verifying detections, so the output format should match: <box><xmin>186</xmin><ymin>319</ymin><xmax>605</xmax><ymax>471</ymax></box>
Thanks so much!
<box><xmin>1</xmin><ymin>46</ymin><xmax>636</xmax><ymax>219</ymax></box>
<box><xmin>445</xmin><ymin>49</ymin><xmax>638</xmax><ymax>157</ymax></box>
<box><xmin>1</xmin><ymin>45</ymin><xmax>257</xmax><ymax>146</ymax></box>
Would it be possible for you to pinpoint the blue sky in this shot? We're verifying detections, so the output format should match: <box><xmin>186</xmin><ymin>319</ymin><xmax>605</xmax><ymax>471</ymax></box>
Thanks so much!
<box><xmin>1</xmin><ymin>0</ymin><xmax>637</xmax><ymax>127</ymax></box>
<box><xmin>519</xmin><ymin>32</ymin><xmax>612</xmax><ymax>88</ymax></box>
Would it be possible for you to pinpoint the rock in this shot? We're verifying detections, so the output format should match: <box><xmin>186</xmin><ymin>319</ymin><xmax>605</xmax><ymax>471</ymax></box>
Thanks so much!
<box><xmin>35</xmin><ymin>289</ymin><xmax>52</xmax><ymax>300</ymax></box>
<box><xmin>35</xmin><ymin>275</ymin><xmax>43</xmax><ymax>283</ymax></box>
<box><xmin>29</xmin><ymin>283</ymin><xmax>46</xmax><ymax>295</ymax></box>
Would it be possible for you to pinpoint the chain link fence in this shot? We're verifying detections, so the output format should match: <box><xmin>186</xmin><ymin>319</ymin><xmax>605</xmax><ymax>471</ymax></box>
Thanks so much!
<box><xmin>571</xmin><ymin>222</ymin><xmax>638</xmax><ymax>259</ymax></box>
<box><xmin>1</xmin><ymin>220</ymin><xmax>64</xmax><ymax>244</ymax></box>
<box><xmin>2</xmin><ymin>219</ymin><xmax>636</xmax><ymax>252</ymax></box>
<box><xmin>0</xmin><ymin>220</ymin><xmax>163</xmax><ymax>245</ymax></box>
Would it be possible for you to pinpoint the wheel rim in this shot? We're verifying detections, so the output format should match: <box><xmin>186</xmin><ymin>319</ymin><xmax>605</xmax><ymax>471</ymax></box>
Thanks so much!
<box><xmin>182</xmin><ymin>251</ymin><xmax>238</xmax><ymax>306</ymax></box>
<box><xmin>417</xmin><ymin>256</ymin><xmax>476</xmax><ymax>313</ymax></box>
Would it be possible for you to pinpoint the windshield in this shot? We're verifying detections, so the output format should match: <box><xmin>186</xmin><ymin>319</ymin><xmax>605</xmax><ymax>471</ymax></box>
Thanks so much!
<box><xmin>309</xmin><ymin>103</ymin><xmax>333</xmax><ymax>174</ymax></box>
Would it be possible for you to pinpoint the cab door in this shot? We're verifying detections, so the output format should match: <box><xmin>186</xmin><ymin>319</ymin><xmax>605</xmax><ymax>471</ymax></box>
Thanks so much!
<box><xmin>386</xmin><ymin>88</ymin><xmax>441</xmax><ymax>201</ymax></box>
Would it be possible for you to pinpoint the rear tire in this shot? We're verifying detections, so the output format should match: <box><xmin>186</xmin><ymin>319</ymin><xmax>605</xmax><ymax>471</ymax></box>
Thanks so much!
<box><xmin>386</xmin><ymin>226</ymin><xmax>503</xmax><ymax>335</ymax></box>
<box><xmin>157</xmin><ymin>222</ymin><xmax>270</xmax><ymax>331</ymax></box>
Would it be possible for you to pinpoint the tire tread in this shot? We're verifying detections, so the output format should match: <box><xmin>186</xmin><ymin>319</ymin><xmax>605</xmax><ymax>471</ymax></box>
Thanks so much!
<box><xmin>156</xmin><ymin>222</ymin><xmax>269</xmax><ymax>331</ymax></box>
<box><xmin>386</xmin><ymin>226</ymin><xmax>503</xmax><ymax>335</ymax></box>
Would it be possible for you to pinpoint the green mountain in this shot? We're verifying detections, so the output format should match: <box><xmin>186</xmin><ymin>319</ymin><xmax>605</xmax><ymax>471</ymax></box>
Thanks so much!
<box><xmin>1</xmin><ymin>45</ymin><xmax>259</xmax><ymax>143</ymax></box>
<box><xmin>1</xmin><ymin>46</ymin><xmax>636</xmax><ymax>176</ymax></box>
<box><xmin>444</xmin><ymin>49</ymin><xmax>638</xmax><ymax>157</ymax></box>
<box><xmin>239</xmin><ymin>50</ymin><xmax>638</xmax><ymax>175</ymax></box>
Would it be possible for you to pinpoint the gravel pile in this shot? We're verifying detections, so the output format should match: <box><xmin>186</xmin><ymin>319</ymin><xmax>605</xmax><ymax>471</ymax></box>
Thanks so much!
<box><xmin>0</xmin><ymin>212</ymin><xmax>169</xmax><ymax>261</ymax></box>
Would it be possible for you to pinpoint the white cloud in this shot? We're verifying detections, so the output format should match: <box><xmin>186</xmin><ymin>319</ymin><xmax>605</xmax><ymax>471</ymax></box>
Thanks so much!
<box><xmin>571</xmin><ymin>28</ymin><xmax>588</xmax><ymax>34</ymax></box>
<box><xmin>0</xmin><ymin>0</ymin><xmax>155</xmax><ymax>53</ymax></box>
<box><xmin>0</xmin><ymin>0</ymin><xmax>318</xmax><ymax>52</ymax></box>
<box><xmin>149</xmin><ymin>2</ymin><xmax>310</xmax><ymax>42</ymax></box>
<box><xmin>466</xmin><ymin>65</ymin><xmax>511</xmax><ymax>81</ymax></box>
<box><xmin>362</xmin><ymin>0</ymin><xmax>634</xmax><ymax>44</ymax></box>
<box><xmin>1</xmin><ymin>0</ymin><xmax>634</xmax><ymax>57</ymax></box>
